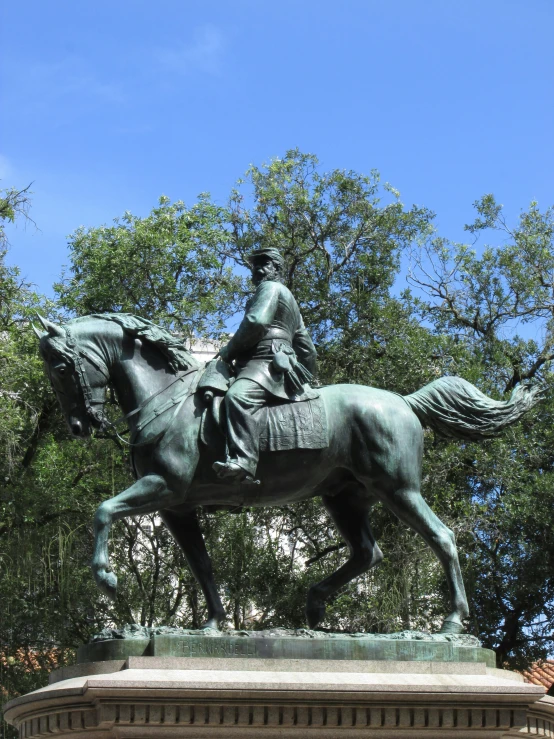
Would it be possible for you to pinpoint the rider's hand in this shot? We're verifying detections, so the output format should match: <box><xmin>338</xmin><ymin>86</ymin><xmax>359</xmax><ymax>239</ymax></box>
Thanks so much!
<box><xmin>218</xmin><ymin>345</ymin><xmax>231</xmax><ymax>363</ymax></box>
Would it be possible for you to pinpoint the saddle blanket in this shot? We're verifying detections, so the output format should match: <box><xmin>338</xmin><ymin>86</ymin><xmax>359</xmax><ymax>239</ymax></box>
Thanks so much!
<box><xmin>259</xmin><ymin>395</ymin><xmax>328</xmax><ymax>452</ymax></box>
<box><xmin>201</xmin><ymin>394</ymin><xmax>328</xmax><ymax>452</ymax></box>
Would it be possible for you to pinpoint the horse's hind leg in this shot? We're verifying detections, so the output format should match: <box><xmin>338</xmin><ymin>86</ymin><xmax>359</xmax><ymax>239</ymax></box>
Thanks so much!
<box><xmin>306</xmin><ymin>485</ymin><xmax>382</xmax><ymax>629</ymax></box>
<box><xmin>383</xmin><ymin>487</ymin><xmax>469</xmax><ymax>633</ymax></box>
<box><xmin>161</xmin><ymin>508</ymin><xmax>226</xmax><ymax>630</ymax></box>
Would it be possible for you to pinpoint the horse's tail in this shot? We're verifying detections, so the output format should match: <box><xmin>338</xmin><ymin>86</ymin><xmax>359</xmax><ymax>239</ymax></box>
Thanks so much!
<box><xmin>403</xmin><ymin>376</ymin><xmax>543</xmax><ymax>441</ymax></box>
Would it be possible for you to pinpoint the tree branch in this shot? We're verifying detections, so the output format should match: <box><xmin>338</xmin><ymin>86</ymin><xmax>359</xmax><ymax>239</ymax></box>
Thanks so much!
<box><xmin>305</xmin><ymin>542</ymin><xmax>346</xmax><ymax>566</ymax></box>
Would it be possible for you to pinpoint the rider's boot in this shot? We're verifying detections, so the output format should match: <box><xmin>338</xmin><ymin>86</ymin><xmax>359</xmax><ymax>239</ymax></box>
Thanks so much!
<box><xmin>213</xmin><ymin>460</ymin><xmax>260</xmax><ymax>485</ymax></box>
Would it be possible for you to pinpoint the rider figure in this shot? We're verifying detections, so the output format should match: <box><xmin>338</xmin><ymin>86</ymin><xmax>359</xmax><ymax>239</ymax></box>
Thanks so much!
<box><xmin>213</xmin><ymin>247</ymin><xmax>318</xmax><ymax>484</ymax></box>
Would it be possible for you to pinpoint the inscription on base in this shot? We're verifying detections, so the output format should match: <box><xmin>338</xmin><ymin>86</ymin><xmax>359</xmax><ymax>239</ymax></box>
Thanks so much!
<box><xmin>156</xmin><ymin>636</ymin><xmax>258</xmax><ymax>658</ymax></box>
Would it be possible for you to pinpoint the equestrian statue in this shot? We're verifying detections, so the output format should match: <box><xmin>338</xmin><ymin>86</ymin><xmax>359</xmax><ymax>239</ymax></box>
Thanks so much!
<box><xmin>34</xmin><ymin>247</ymin><xmax>542</xmax><ymax>634</ymax></box>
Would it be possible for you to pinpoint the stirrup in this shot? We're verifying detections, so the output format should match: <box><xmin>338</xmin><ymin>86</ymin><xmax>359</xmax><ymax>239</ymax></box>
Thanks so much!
<box><xmin>213</xmin><ymin>461</ymin><xmax>260</xmax><ymax>485</ymax></box>
<box><xmin>242</xmin><ymin>475</ymin><xmax>260</xmax><ymax>486</ymax></box>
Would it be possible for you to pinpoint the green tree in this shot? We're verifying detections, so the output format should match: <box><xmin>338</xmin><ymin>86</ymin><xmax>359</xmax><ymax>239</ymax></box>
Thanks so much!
<box><xmin>409</xmin><ymin>196</ymin><xmax>554</xmax><ymax>667</ymax></box>
<box><xmin>56</xmin><ymin>195</ymin><xmax>243</xmax><ymax>337</ymax></box>
<box><xmin>226</xmin><ymin>149</ymin><xmax>435</xmax><ymax>385</ymax></box>
<box><xmin>5</xmin><ymin>155</ymin><xmax>553</xmax><ymax>733</ymax></box>
<box><xmin>0</xmin><ymin>184</ymin><xmax>33</xmax><ymax>247</ymax></box>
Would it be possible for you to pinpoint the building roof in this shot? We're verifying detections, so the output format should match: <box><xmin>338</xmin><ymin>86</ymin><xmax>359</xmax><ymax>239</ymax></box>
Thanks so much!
<box><xmin>522</xmin><ymin>660</ymin><xmax>554</xmax><ymax>690</ymax></box>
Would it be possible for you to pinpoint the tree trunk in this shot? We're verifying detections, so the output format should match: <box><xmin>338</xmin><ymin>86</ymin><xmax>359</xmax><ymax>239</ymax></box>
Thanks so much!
<box><xmin>233</xmin><ymin>599</ymin><xmax>242</xmax><ymax>630</ymax></box>
<box><xmin>495</xmin><ymin>609</ymin><xmax>523</xmax><ymax>667</ymax></box>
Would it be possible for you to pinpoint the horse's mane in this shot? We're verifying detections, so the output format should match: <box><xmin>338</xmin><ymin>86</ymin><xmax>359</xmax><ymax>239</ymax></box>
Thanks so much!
<box><xmin>78</xmin><ymin>313</ymin><xmax>201</xmax><ymax>372</ymax></box>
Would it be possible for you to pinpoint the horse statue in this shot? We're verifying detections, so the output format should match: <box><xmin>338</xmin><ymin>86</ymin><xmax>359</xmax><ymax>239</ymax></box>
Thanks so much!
<box><xmin>35</xmin><ymin>312</ymin><xmax>542</xmax><ymax>634</ymax></box>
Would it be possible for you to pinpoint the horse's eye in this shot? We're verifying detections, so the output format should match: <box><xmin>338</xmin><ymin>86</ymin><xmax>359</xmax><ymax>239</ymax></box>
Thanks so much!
<box><xmin>58</xmin><ymin>367</ymin><xmax>66</xmax><ymax>376</ymax></box>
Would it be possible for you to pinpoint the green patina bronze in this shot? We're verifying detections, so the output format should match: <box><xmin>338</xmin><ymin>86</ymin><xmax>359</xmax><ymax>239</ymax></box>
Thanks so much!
<box><xmin>213</xmin><ymin>248</ymin><xmax>319</xmax><ymax>483</ymax></box>
<box><xmin>34</xmin><ymin>249</ymin><xmax>543</xmax><ymax>636</ymax></box>
<box><xmin>75</xmin><ymin>628</ymin><xmax>495</xmax><ymax>668</ymax></box>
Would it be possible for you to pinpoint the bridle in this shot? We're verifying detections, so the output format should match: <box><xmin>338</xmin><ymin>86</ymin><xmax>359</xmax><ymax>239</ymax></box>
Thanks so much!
<box><xmin>51</xmin><ymin>325</ymin><xmax>200</xmax><ymax>447</ymax></box>
<box><xmin>63</xmin><ymin>323</ymin><xmax>112</xmax><ymax>428</ymax></box>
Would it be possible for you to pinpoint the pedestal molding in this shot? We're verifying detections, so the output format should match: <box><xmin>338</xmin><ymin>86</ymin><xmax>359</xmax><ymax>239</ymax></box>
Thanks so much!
<box><xmin>4</xmin><ymin>657</ymin><xmax>545</xmax><ymax>738</ymax></box>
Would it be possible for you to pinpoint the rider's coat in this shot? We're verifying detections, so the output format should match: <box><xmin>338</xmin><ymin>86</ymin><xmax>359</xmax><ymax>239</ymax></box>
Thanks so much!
<box><xmin>224</xmin><ymin>279</ymin><xmax>318</xmax><ymax>401</ymax></box>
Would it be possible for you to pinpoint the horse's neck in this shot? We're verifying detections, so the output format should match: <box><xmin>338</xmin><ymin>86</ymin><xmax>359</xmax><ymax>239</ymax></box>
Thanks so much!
<box><xmin>110</xmin><ymin>334</ymin><xmax>180</xmax><ymax>419</ymax></box>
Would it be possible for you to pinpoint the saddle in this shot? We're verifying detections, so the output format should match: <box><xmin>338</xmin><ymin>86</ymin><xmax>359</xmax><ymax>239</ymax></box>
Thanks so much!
<box><xmin>197</xmin><ymin>358</ymin><xmax>328</xmax><ymax>452</ymax></box>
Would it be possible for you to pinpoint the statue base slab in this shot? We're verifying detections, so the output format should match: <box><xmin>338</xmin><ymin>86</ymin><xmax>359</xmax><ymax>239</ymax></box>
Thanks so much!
<box><xmin>76</xmin><ymin>627</ymin><xmax>497</xmax><ymax>667</ymax></box>
<box><xmin>3</xmin><ymin>654</ymin><xmax>547</xmax><ymax>737</ymax></box>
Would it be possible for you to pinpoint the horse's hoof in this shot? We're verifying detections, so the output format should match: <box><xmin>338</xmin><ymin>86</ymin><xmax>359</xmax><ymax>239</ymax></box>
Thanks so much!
<box><xmin>306</xmin><ymin>595</ymin><xmax>326</xmax><ymax>629</ymax></box>
<box><xmin>439</xmin><ymin>619</ymin><xmax>464</xmax><ymax>634</ymax></box>
<box><xmin>95</xmin><ymin>569</ymin><xmax>118</xmax><ymax>600</ymax></box>
<box><xmin>200</xmin><ymin>618</ymin><xmax>222</xmax><ymax>631</ymax></box>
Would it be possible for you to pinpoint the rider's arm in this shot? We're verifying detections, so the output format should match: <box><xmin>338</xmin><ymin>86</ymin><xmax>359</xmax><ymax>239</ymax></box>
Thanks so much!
<box><xmin>221</xmin><ymin>281</ymin><xmax>280</xmax><ymax>361</ymax></box>
<box><xmin>293</xmin><ymin>323</ymin><xmax>317</xmax><ymax>375</ymax></box>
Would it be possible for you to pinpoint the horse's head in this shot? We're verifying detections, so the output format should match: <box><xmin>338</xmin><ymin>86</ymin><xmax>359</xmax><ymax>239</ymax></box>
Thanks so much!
<box><xmin>35</xmin><ymin>315</ymin><xmax>110</xmax><ymax>438</ymax></box>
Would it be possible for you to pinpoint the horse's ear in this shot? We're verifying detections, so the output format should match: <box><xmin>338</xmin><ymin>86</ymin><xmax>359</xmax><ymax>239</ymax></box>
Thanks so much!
<box><xmin>31</xmin><ymin>322</ymin><xmax>45</xmax><ymax>340</ymax></box>
<box><xmin>36</xmin><ymin>313</ymin><xmax>65</xmax><ymax>338</ymax></box>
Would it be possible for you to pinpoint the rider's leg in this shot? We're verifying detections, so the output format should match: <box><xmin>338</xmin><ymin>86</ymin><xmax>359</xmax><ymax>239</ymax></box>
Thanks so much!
<box><xmin>306</xmin><ymin>484</ymin><xmax>382</xmax><ymax>629</ymax></box>
<box><xmin>214</xmin><ymin>379</ymin><xmax>268</xmax><ymax>479</ymax></box>
<box><xmin>161</xmin><ymin>507</ymin><xmax>226</xmax><ymax>629</ymax></box>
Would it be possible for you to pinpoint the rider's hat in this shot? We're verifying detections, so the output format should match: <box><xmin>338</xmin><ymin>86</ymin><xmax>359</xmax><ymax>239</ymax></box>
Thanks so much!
<box><xmin>248</xmin><ymin>247</ymin><xmax>284</xmax><ymax>268</ymax></box>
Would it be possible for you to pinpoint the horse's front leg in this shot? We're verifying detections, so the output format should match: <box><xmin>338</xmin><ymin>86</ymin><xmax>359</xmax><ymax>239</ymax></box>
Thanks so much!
<box><xmin>92</xmin><ymin>474</ymin><xmax>178</xmax><ymax>599</ymax></box>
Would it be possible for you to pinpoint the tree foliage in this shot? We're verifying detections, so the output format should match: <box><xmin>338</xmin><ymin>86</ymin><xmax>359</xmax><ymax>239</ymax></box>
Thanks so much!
<box><xmin>2</xmin><ymin>157</ymin><xmax>554</xmax><ymax>732</ymax></box>
<box><xmin>227</xmin><ymin>151</ymin><xmax>434</xmax><ymax>387</ymax></box>
<box><xmin>56</xmin><ymin>195</ymin><xmax>243</xmax><ymax>338</ymax></box>
<box><xmin>409</xmin><ymin>195</ymin><xmax>554</xmax><ymax>667</ymax></box>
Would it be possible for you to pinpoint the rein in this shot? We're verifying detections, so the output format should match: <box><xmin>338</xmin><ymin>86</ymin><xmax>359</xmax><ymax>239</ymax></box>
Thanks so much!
<box><xmin>105</xmin><ymin>366</ymin><xmax>199</xmax><ymax>447</ymax></box>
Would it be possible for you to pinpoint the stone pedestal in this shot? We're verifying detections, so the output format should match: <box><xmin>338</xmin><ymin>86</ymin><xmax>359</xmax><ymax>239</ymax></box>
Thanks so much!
<box><xmin>3</xmin><ymin>632</ymin><xmax>547</xmax><ymax>737</ymax></box>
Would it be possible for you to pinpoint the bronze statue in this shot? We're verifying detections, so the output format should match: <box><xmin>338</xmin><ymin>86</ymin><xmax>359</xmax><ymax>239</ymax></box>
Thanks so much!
<box><xmin>213</xmin><ymin>247</ymin><xmax>318</xmax><ymax>484</ymax></box>
<box><xmin>34</xmin><ymin>305</ymin><xmax>541</xmax><ymax>634</ymax></box>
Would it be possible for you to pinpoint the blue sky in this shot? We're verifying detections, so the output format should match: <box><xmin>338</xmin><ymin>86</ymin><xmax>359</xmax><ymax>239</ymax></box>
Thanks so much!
<box><xmin>2</xmin><ymin>0</ymin><xmax>553</xmax><ymax>296</ymax></box>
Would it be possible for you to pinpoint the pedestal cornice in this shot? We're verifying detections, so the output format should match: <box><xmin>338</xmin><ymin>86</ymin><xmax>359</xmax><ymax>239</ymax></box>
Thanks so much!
<box><xmin>4</xmin><ymin>654</ymin><xmax>545</xmax><ymax>738</ymax></box>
